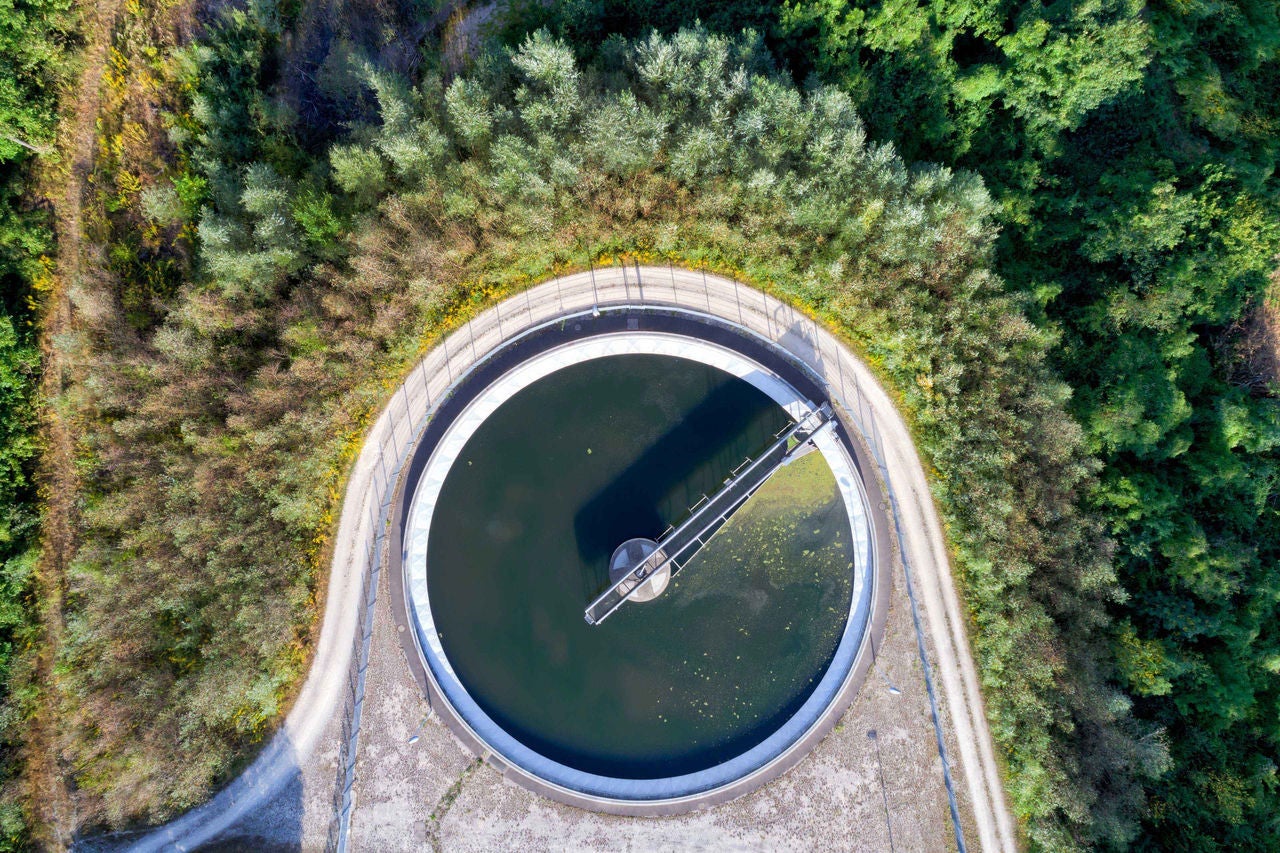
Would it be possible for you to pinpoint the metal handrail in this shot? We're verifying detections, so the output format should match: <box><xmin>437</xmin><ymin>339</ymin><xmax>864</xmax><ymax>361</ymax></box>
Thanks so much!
<box><xmin>584</xmin><ymin>404</ymin><xmax>834</xmax><ymax>625</ymax></box>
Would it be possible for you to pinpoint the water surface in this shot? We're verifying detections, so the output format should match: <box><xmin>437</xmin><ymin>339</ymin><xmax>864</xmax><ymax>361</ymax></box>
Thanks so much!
<box><xmin>428</xmin><ymin>354</ymin><xmax>853</xmax><ymax>778</ymax></box>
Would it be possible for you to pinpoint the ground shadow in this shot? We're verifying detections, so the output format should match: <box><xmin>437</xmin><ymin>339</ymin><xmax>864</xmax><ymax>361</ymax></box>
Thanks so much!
<box><xmin>74</xmin><ymin>736</ymin><xmax>306</xmax><ymax>852</ymax></box>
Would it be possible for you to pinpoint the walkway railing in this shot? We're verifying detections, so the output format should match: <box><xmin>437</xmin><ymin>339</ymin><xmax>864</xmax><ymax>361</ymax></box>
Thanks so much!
<box><xmin>584</xmin><ymin>404</ymin><xmax>834</xmax><ymax>625</ymax></box>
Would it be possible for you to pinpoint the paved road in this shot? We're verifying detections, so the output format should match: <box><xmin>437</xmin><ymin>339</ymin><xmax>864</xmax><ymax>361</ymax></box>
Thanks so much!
<box><xmin>125</xmin><ymin>266</ymin><xmax>1016</xmax><ymax>852</ymax></box>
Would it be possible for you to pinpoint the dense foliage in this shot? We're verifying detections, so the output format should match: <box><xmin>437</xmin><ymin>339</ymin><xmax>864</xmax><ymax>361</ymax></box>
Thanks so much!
<box><xmin>0</xmin><ymin>315</ymin><xmax>37</xmax><ymax>848</ymax></box>
<box><xmin>0</xmin><ymin>0</ymin><xmax>76</xmax><ymax>845</ymax></box>
<box><xmin>776</xmin><ymin>3</ymin><xmax>1280</xmax><ymax>848</ymax></box>
<box><xmin>0</xmin><ymin>0</ymin><xmax>75</xmax><ymax>298</ymax></box>
<box><xmin>505</xmin><ymin>1</ymin><xmax>1280</xmax><ymax>848</ymax></box>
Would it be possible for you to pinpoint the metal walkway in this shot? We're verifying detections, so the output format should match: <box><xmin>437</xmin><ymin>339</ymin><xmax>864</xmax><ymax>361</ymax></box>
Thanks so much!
<box><xmin>584</xmin><ymin>403</ymin><xmax>836</xmax><ymax>625</ymax></box>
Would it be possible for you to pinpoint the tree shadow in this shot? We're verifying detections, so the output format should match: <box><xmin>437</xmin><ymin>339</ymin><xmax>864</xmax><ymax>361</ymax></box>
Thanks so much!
<box><xmin>572</xmin><ymin>376</ymin><xmax>786</xmax><ymax>596</ymax></box>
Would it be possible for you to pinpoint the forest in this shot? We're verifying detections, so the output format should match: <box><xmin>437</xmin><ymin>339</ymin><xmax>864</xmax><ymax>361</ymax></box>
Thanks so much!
<box><xmin>0</xmin><ymin>0</ymin><xmax>1275</xmax><ymax>850</ymax></box>
<box><xmin>0</xmin><ymin>0</ymin><xmax>76</xmax><ymax>846</ymax></box>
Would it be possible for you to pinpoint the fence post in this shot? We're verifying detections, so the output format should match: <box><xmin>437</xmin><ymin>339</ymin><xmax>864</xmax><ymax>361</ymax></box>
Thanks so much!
<box><xmin>836</xmin><ymin>339</ymin><xmax>848</xmax><ymax>404</ymax></box>
<box><xmin>418</xmin><ymin>358</ymin><xmax>431</xmax><ymax>409</ymax></box>
<box><xmin>389</xmin><ymin>403</ymin><xmax>401</xmax><ymax>461</ymax></box>
<box><xmin>589</xmin><ymin>259</ymin><xmax>600</xmax><ymax>315</ymax></box>
<box><xmin>853</xmin><ymin>361</ymin><xmax>868</xmax><ymax>434</ymax></box>
<box><xmin>402</xmin><ymin>382</ymin><xmax>413</xmax><ymax>445</ymax></box>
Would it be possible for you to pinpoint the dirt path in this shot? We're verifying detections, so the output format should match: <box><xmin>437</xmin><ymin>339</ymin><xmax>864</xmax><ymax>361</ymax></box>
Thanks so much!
<box><xmin>27</xmin><ymin>0</ymin><xmax>123</xmax><ymax>845</ymax></box>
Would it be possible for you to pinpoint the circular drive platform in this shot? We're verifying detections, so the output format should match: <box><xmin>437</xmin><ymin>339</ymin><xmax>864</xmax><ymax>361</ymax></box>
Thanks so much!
<box><xmin>391</xmin><ymin>305</ymin><xmax>892</xmax><ymax>813</ymax></box>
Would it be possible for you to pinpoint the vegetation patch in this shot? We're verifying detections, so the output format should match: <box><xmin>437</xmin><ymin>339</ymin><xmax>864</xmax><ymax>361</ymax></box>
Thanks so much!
<box><xmin>0</xmin><ymin>0</ymin><xmax>79</xmax><ymax>844</ymax></box>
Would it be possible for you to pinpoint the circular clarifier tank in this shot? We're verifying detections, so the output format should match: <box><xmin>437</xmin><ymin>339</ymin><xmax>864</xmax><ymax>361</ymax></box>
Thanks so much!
<box><xmin>400</xmin><ymin>323</ymin><xmax>876</xmax><ymax>806</ymax></box>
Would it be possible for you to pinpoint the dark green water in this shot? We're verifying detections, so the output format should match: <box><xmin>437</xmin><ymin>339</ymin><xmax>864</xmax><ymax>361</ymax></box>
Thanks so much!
<box><xmin>428</xmin><ymin>354</ymin><xmax>853</xmax><ymax>778</ymax></box>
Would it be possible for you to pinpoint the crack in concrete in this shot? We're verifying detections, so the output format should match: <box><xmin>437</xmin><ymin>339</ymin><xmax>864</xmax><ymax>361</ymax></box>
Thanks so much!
<box><xmin>425</xmin><ymin>758</ymin><xmax>483</xmax><ymax>852</ymax></box>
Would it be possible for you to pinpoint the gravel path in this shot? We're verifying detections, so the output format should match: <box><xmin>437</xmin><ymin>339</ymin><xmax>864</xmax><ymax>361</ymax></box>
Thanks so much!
<box><xmin>121</xmin><ymin>267</ymin><xmax>1015</xmax><ymax>852</ymax></box>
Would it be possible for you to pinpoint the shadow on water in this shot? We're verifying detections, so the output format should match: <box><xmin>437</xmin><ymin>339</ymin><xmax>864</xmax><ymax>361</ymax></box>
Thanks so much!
<box><xmin>572</xmin><ymin>377</ymin><xmax>788</xmax><ymax>592</ymax></box>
